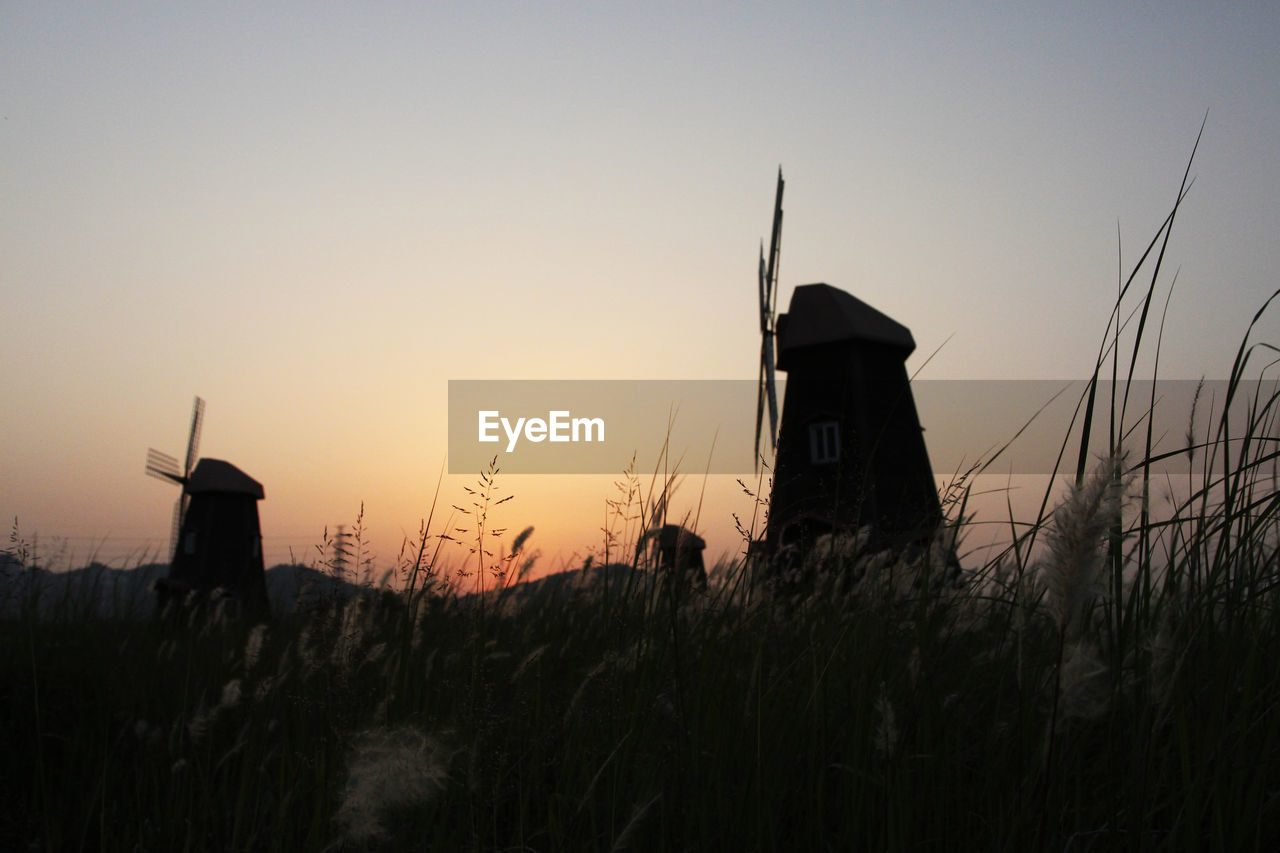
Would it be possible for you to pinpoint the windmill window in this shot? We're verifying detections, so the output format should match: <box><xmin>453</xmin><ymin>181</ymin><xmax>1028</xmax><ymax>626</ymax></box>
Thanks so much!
<box><xmin>809</xmin><ymin>420</ymin><xmax>840</xmax><ymax>464</ymax></box>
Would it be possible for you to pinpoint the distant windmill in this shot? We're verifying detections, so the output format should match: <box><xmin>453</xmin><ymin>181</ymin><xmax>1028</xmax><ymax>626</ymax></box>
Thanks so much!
<box><xmin>752</xmin><ymin>172</ymin><xmax>943</xmax><ymax>557</ymax></box>
<box><xmin>638</xmin><ymin>523</ymin><xmax>708</xmax><ymax>592</ymax></box>
<box><xmin>146</xmin><ymin>397</ymin><xmax>269</xmax><ymax>616</ymax></box>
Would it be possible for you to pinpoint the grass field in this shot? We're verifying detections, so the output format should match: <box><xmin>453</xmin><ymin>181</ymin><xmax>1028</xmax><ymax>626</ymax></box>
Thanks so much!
<box><xmin>5</xmin><ymin>155</ymin><xmax>1280</xmax><ymax>851</ymax></box>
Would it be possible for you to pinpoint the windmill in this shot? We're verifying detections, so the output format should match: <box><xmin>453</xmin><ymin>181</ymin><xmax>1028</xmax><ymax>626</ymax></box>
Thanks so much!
<box><xmin>751</xmin><ymin>174</ymin><xmax>944</xmax><ymax>560</ymax></box>
<box><xmin>146</xmin><ymin>397</ymin><xmax>269</xmax><ymax>617</ymax></box>
<box><xmin>754</xmin><ymin>168</ymin><xmax>784</xmax><ymax>469</ymax></box>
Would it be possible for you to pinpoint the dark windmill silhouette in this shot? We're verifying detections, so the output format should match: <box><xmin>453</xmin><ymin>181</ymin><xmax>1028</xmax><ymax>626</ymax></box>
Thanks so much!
<box><xmin>146</xmin><ymin>397</ymin><xmax>269</xmax><ymax>617</ymax></box>
<box><xmin>639</xmin><ymin>524</ymin><xmax>708</xmax><ymax>592</ymax></box>
<box><xmin>753</xmin><ymin>172</ymin><xmax>942</xmax><ymax>556</ymax></box>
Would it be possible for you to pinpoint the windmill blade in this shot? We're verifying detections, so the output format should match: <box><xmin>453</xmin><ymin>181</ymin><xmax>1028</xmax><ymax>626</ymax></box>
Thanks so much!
<box><xmin>753</xmin><ymin>168</ymin><xmax>784</xmax><ymax>461</ymax></box>
<box><xmin>763</xmin><ymin>335</ymin><xmax>779</xmax><ymax>450</ymax></box>
<box><xmin>754</xmin><ymin>352</ymin><xmax>766</xmax><ymax>470</ymax></box>
<box><xmin>168</xmin><ymin>497</ymin><xmax>184</xmax><ymax>564</ymax></box>
<box><xmin>146</xmin><ymin>448</ymin><xmax>183</xmax><ymax>485</ymax></box>
<box><xmin>755</xmin><ymin>244</ymin><xmax>770</xmax><ymax>471</ymax></box>
<box><xmin>184</xmin><ymin>396</ymin><xmax>205</xmax><ymax>481</ymax></box>
<box><xmin>765</xmin><ymin>168</ymin><xmax>784</xmax><ymax>314</ymax></box>
<box><xmin>764</xmin><ymin>171</ymin><xmax>783</xmax><ymax>448</ymax></box>
<box><xmin>758</xmin><ymin>244</ymin><xmax>770</xmax><ymax>332</ymax></box>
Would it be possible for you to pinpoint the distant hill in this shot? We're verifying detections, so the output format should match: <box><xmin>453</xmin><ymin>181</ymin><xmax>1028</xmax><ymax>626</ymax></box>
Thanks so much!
<box><xmin>0</xmin><ymin>556</ymin><xmax>658</xmax><ymax>621</ymax></box>
<box><xmin>0</xmin><ymin>559</ymin><xmax>369</xmax><ymax>620</ymax></box>
<box><xmin>473</xmin><ymin>562</ymin><xmax>649</xmax><ymax>608</ymax></box>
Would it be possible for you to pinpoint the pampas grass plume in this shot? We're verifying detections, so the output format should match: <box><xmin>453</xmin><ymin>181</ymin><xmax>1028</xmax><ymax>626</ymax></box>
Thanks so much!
<box><xmin>243</xmin><ymin>623</ymin><xmax>266</xmax><ymax>672</ymax></box>
<box><xmin>1058</xmin><ymin>640</ymin><xmax>1109</xmax><ymax>722</ymax></box>
<box><xmin>337</xmin><ymin>726</ymin><xmax>448</xmax><ymax>844</ymax></box>
<box><xmin>1042</xmin><ymin>453</ymin><xmax>1128</xmax><ymax>636</ymax></box>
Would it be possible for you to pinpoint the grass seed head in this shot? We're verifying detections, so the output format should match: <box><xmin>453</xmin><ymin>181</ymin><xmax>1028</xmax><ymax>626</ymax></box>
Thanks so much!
<box><xmin>187</xmin><ymin>703</ymin><xmax>212</xmax><ymax>741</ymax></box>
<box><xmin>512</xmin><ymin>643</ymin><xmax>549</xmax><ymax>682</ymax></box>
<box><xmin>218</xmin><ymin>678</ymin><xmax>242</xmax><ymax>710</ymax></box>
<box><xmin>336</xmin><ymin>726</ymin><xmax>448</xmax><ymax>844</ymax></box>
<box><xmin>1057</xmin><ymin>640</ymin><xmax>1109</xmax><ymax>723</ymax></box>
<box><xmin>243</xmin><ymin>623</ymin><xmax>267</xmax><ymax>672</ymax></box>
<box><xmin>873</xmin><ymin>682</ymin><xmax>898</xmax><ymax>758</ymax></box>
<box><xmin>1042</xmin><ymin>453</ymin><xmax>1129</xmax><ymax>635</ymax></box>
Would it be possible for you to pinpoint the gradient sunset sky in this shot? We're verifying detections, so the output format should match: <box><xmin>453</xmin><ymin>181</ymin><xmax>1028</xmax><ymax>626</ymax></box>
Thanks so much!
<box><xmin>4</xmin><ymin>4</ymin><xmax>1278</xmax><ymax>574</ymax></box>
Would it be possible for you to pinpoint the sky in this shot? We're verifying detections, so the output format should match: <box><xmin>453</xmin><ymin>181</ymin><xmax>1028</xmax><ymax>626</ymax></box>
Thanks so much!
<box><xmin>4</xmin><ymin>3</ymin><xmax>1279</xmax><ymax>578</ymax></box>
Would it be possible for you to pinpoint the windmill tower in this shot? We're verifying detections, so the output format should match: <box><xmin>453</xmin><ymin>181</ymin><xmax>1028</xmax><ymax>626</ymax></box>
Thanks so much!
<box><xmin>146</xmin><ymin>397</ymin><xmax>269</xmax><ymax>617</ymax></box>
<box><xmin>753</xmin><ymin>173</ymin><xmax>942</xmax><ymax>556</ymax></box>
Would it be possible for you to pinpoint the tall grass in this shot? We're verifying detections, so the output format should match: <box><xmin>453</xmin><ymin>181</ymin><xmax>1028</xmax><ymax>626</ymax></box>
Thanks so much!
<box><xmin>6</xmin><ymin>151</ymin><xmax>1280</xmax><ymax>850</ymax></box>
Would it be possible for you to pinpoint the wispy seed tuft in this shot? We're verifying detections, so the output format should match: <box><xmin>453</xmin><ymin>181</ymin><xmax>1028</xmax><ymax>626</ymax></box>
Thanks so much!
<box><xmin>1041</xmin><ymin>453</ymin><xmax>1129</xmax><ymax>637</ymax></box>
<box><xmin>244</xmin><ymin>623</ymin><xmax>267</xmax><ymax>671</ymax></box>
<box><xmin>337</xmin><ymin>726</ymin><xmax>449</xmax><ymax>844</ymax></box>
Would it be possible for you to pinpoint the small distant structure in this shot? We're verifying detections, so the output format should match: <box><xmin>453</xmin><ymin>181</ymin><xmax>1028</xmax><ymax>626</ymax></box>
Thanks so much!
<box><xmin>639</xmin><ymin>524</ymin><xmax>708</xmax><ymax>591</ymax></box>
<box><xmin>753</xmin><ymin>171</ymin><xmax>942</xmax><ymax>558</ymax></box>
<box><xmin>146</xmin><ymin>397</ymin><xmax>269</xmax><ymax>617</ymax></box>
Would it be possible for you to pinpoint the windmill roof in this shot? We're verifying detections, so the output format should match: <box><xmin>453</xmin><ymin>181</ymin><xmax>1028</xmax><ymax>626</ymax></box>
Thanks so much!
<box><xmin>646</xmin><ymin>524</ymin><xmax>706</xmax><ymax>551</ymax></box>
<box><xmin>776</xmin><ymin>283</ymin><xmax>916</xmax><ymax>362</ymax></box>
<box><xmin>187</xmin><ymin>458</ymin><xmax>265</xmax><ymax>499</ymax></box>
